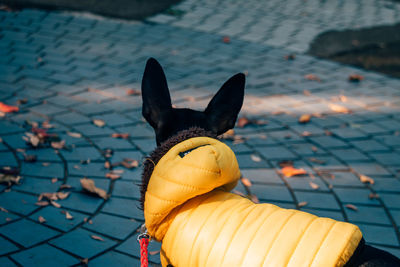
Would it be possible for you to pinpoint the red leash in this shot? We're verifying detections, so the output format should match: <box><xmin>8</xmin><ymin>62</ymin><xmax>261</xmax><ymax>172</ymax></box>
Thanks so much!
<box><xmin>138</xmin><ymin>225</ymin><xmax>150</xmax><ymax>267</ymax></box>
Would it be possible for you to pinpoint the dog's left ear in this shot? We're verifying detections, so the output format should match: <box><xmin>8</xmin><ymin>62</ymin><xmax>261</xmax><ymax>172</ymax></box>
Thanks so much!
<box><xmin>141</xmin><ymin>58</ymin><xmax>172</xmax><ymax>129</ymax></box>
<box><xmin>204</xmin><ymin>73</ymin><xmax>245</xmax><ymax>135</ymax></box>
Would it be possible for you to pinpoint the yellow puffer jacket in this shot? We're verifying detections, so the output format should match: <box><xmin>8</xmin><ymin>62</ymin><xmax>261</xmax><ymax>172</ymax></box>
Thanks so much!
<box><xmin>144</xmin><ymin>137</ymin><xmax>362</xmax><ymax>267</ymax></box>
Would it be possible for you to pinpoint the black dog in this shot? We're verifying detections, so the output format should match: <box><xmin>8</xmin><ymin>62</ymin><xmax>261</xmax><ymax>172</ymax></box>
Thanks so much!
<box><xmin>141</xmin><ymin>57</ymin><xmax>400</xmax><ymax>267</ymax></box>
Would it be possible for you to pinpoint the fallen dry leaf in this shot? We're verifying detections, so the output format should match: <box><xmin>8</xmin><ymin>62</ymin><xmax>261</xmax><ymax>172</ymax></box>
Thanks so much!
<box><xmin>126</xmin><ymin>88</ymin><xmax>140</xmax><ymax>96</ymax></box>
<box><xmin>38</xmin><ymin>216</ymin><xmax>46</xmax><ymax>223</ymax></box>
<box><xmin>51</xmin><ymin>177</ymin><xmax>58</xmax><ymax>183</ymax></box>
<box><xmin>222</xmin><ymin>36</ymin><xmax>230</xmax><ymax>43</ymax></box>
<box><xmin>91</xmin><ymin>235</ymin><xmax>104</xmax><ymax>241</ymax></box>
<box><xmin>359</xmin><ymin>174</ymin><xmax>374</xmax><ymax>185</ymax></box>
<box><xmin>348</xmin><ymin>74</ymin><xmax>364</xmax><ymax>82</ymax></box>
<box><xmin>120</xmin><ymin>158</ymin><xmax>139</xmax><ymax>169</ymax></box>
<box><xmin>369</xmin><ymin>193</ymin><xmax>380</xmax><ymax>199</ymax></box>
<box><xmin>105</xmin><ymin>172</ymin><xmax>121</xmax><ymax>180</ymax></box>
<box><xmin>0</xmin><ymin>102</ymin><xmax>19</xmax><ymax>113</ymax></box>
<box><xmin>61</xmin><ymin>210</ymin><xmax>74</xmax><ymax>220</ymax></box>
<box><xmin>298</xmin><ymin>201</ymin><xmax>308</xmax><ymax>207</ymax></box>
<box><xmin>345</xmin><ymin>204</ymin><xmax>358</xmax><ymax>211</ymax></box>
<box><xmin>250</xmin><ymin>154</ymin><xmax>261</xmax><ymax>162</ymax></box>
<box><xmin>35</xmin><ymin>201</ymin><xmax>49</xmax><ymax>206</ymax></box>
<box><xmin>237</xmin><ymin>117</ymin><xmax>250</xmax><ymax>128</ymax></box>
<box><xmin>303</xmin><ymin>89</ymin><xmax>311</xmax><ymax>96</ymax></box>
<box><xmin>311</xmin><ymin>146</ymin><xmax>318</xmax><ymax>152</ymax></box>
<box><xmin>51</xmin><ymin>201</ymin><xmax>61</xmax><ymax>208</ymax></box>
<box><xmin>111</xmin><ymin>133</ymin><xmax>130</xmax><ymax>139</ymax></box>
<box><xmin>329</xmin><ymin>103</ymin><xmax>351</xmax><ymax>114</ymax></box>
<box><xmin>80</xmin><ymin>258</ymin><xmax>89</xmax><ymax>265</ymax></box>
<box><xmin>299</xmin><ymin>114</ymin><xmax>311</xmax><ymax>124</ymax></box>
<box><xmin>0</xmin><ymin>207</ymin><xmax>9</xmax><ymax>213</ymax></box>
<box><xmin>0</xmin><ymin>173</ymin><xmax>21</xmax><ymax>185</ymax></box>
<box><xmin>339</xmin><ymin>95</ymin><xmax>348</xmax><ymax>102</ymax></box>
<box><xmin>93</xmin><ymin>119</ymin><xmax>105</xmax><ymax>127</ymax></box>
<box><xmin>67</xmin><ymin>132</ymin><xmax>82</xmax><ymax>138</ymax></box>
<box><xmin>23</xmin><ymin>153</ymin><xmax>37</xmax><ymax>162</ymax></box>
<box><xmin>281</xmin><ymin>166</ymin><xmax>307</xmax><ymax>177</ymax></box>
<box><xmin>80</xmin><ymin>178</ymin><xmax>108</xmax><ymax>199</ymax></box>
<box><xmin>149</xmin><ymin>250</ymin><xmax>160</xmax><ymax>256</ymax></box>
<box><xmin>59</xmin><ymin>184</ymin><xmax>72</xmax><ymax>190</ymax></box>
<box><xmin>308</xmin><ymin>157</ymin><xmax>326</xmax><ymax>165</ymax></box>
<box><xmin>241</xmin><ymin>177</ymin><xmax>252</xmax><ymax>187</ymax></box>
<box><xmin>57</xmin><ymin>192</ymin><xmax>70</xmax><ymax>200</ymax></box>
<box><xmin>301</xmin><ymin>131</ymin><xmax>312</xmax><ymax>137</ymax></box>
<box><xmin>304</xmin><ymin>74</ymin><xmax>321</xmax><ymax>82</ymax></box>
<box><xmin>309</xmin><ymin>181</ymin><xmax>320</xmax><ymax>190</ymax></box>
<box><xmin>51</xmin><ymin>140</ymin><xmax>66</xmax><ymax>150</ymax></box>
<box><xmin>42</xmin><ymin>162</ymin><xmax>50</xmax><ymax>166</ymax></box>
<box><xmin>104</xmin><ymin>161</ymin><xmax>111</xmax><ymax>169</ymax></box>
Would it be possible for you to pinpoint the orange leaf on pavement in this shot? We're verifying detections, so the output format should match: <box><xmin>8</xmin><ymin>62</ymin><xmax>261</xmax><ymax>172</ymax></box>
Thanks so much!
<box><xmin>281</xmin><ymin>166</ymin><xmax>307</xmax><ymax>177</ymax></box>
<box><xmin>91</xmin><ymin>235</ymin><xmax>104</xmax><ymax>241</ymax></box>
<box><xmin>345</xmin><ymin>204</ymin><xmax>358</xmax><ymax>211</ymax></box>
<box><xmin>241</xmin><ymin>177</ymin><xmax>252</xmax><ymax>187</ymax></box>
<box><xmin>80</xmin><ymin>178</ymin><xmax>108</xmax><ymax>199</ymax></box>
<box><xmin>359</xmin><ymin>174</ymin><xmax>374</xmax><ymax>185</ymax></box>
<box><xmin>0</xmin><ymin>102</ymin><xmax>19</xmax><ymax>113</ymax></box>
<box><xmin>329</xmin><ymin>103</ymin><xmax>351</xmax><ymax>114</ymax></box>
<box><xmin>298</xmin><ymin>114</ymin><xmax>311</xmax><ymax>124</ymax></box>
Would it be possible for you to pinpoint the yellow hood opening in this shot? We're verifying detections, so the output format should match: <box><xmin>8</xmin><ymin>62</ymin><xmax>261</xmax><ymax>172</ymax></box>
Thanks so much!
<box><xmin>144</xmin><ymin>137</ymin><xmax>240</xmax><ymax>240</ymax></box>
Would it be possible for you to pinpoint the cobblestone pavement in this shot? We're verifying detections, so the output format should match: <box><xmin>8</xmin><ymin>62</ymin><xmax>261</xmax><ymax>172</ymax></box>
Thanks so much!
<box><xmin>149</xmin><ymin>0</ymin><xmax>400</xmax><ymax>52</ymax></box>
<box><xmin>0</xmin><ymin>3</ymin><xmax>400</xmax><ymax>266</ymax></box>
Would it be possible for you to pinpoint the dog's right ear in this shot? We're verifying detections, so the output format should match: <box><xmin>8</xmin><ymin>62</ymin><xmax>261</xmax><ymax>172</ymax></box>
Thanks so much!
<box><xmin>141</xmin><ymin>58</ymin><xmax>172</xmax><ymax>129</ymax></box>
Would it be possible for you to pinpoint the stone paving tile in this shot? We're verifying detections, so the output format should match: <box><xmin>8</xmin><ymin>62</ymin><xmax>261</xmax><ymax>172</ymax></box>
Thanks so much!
<box><xmin>84</xmin><ymin>212</ymin><xmax>141</xmax><ymax>240</ymax></box>
<box><xmin>0</xmin><ymin>219</ymin><xmax>60</xmax><ymax>248</ymax></box>
<box><xmin>11</xmin><ymin>244</ymin><xmax>79</xmax><ymax>266</ymax></box>
<box><xmin>1</xmin><ymin>2</ymin><xmax>400</xmax><ymax>262</ymax></box>
<box><xmin>49</xmin><ymin>228</ymin><xmax>116</xmax><ymax>259</ymax></box>
<box><xmin>89</xmin><ymin>250</ymin><xmax>140</xmax><ymax>266</ymax></box>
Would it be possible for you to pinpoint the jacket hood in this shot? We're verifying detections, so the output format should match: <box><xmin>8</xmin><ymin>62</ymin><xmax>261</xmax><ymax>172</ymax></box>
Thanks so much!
<box><xmin>143</xmin><ymin>133</ymin><xmax>241</xmax><ymax>241</ymax></box>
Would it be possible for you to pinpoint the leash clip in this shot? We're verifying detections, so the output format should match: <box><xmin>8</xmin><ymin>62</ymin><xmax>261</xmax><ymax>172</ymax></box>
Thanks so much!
<box><xmin>137</xmin><ymin>223</ymin><xmax>150</xmax><ymax>242</ymax></box>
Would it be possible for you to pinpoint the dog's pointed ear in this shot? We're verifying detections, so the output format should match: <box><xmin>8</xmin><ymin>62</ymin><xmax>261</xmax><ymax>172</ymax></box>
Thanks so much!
<box><xmin>205</xmin><ymin>73</ymin><xmax>245</xmax><ymax>135</ymax></box>
<box><xmin>141</xmin><ymin>58</ymin><xmax>172</xmax><ymax>129</ymax></box>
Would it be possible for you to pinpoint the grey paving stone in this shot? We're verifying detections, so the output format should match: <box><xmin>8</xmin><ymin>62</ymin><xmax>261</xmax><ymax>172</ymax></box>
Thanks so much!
<box><xmin>102</xmin><ymin>197</ymin><xmax>143</xmax><ymax>220</ymax></box>
<box><xmin>90</xmin><ymin>250</ymin><xmax>140</xmax><ymax>266</ymax></box>
<box><xmin>0</xmin><ymin>219</ymin><xmax>59</xmax><ymax>247</ymax></box>
<box><xmin>251</xmin><ymin>184</ymin><xmax>293</xmax><ymax>202</ymax></box>
<box><xmin>84</xmin><ymin>212</ymin><xmax>140</xmax><ymax>240</ymax></box>
<box><xmin>20</xmin><ymin>162</ymin><xmax>64</xmax><ymax>178</ymax></box>
<box><xmin>345</xmin><ymin>205</ymin><xmax>391</xmax><ymax>225</ymax></box>
<box><xmin>0</xmin><ymin>191</ymin><xmax>39</xmax><ymax>215</ymax></box>
<box><xmin>240</xmin><ymin>168</ymin><xmax>284</xmax><ymax>185</ymax></box>
<box><xmin>29</xmin><ymin>206</ymin><xmax>87</xmax><ymax>232</ymax></box>
<box><xmin>0</xmin><ymin>235</ymin><xmax>19</xmax><ymax>255</ymax></box>
<box><xmin>112</xmin><ymin>180</ymin><xmax>140</xmax><ymax>199</ymax></box>
<box><xmin>0</xmin><ymin>257</ymin><xmax>17</xmax><ymax>266</ymax></box>
<box><xmin>60</xmin><ymin>192</ymin><xmax>104</xmax><ymax>214</ymax></box>
<box><xmin>11</xmin><ymin>244</ymin><xmax>79</xmax><ymax>266</ymax></box>
<box><xmin>256</xmin><ymin>145</ymin><xmax>298</xmax><ymax>160</ymax></box>
<box><xmin>295</xmin><ymin>191</ymin><xmax>340</xmax><ymax>210</ymax></box>
<box><xmin>300</xmin><ymin>208</ymin><xmax>344</xmax><ymax>221</ymax></box>
<box><xmin>16</xmin><ymin>176</ymin><xmax>62</xmax><ymax>195</ymax></box>
<box><xmin>310</xmin><ymin>136</ymin><xmax>349</xmax><ymax>149</ymax></box>
<box><xmin>350</xmin><ymin>139</ymin><xmax>390</xmax><ymax>152</ymax></box>
<box><xmin>330</xmin><ymin>148</ymin><xmax>370</xmax><ymax>162</ymax></box>
<box><xmin>335</xmin><ymin>187</ymin><xmax>380</xmax><ymax>205</ymax></box>
<box><xmin>50</xmin><ymin>228</ymin><xmax>116</xmax><ymax>259</ymax></box>
<box><xmin>370</xmin><ymin>152</ymin><xmax>400</xmax><ymax>166</ymax></box>
<box><xmin>358</xmin><ymin>224</ymin><xmax>399</xmax><ymax>247</ymax></box>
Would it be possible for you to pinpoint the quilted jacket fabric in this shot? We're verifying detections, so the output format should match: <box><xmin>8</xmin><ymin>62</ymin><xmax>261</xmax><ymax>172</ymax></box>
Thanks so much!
<box><xmin>144</xmin><ymin>137</ymin><xmax>362</xmax><ymax>267</ymax></box>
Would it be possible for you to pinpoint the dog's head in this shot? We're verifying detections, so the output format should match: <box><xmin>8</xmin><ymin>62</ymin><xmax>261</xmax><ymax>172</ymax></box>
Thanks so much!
<box><xmin>141</xmin><ymin>58</ymin><xmax>245</xmax><ymax>145</ymax></box>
